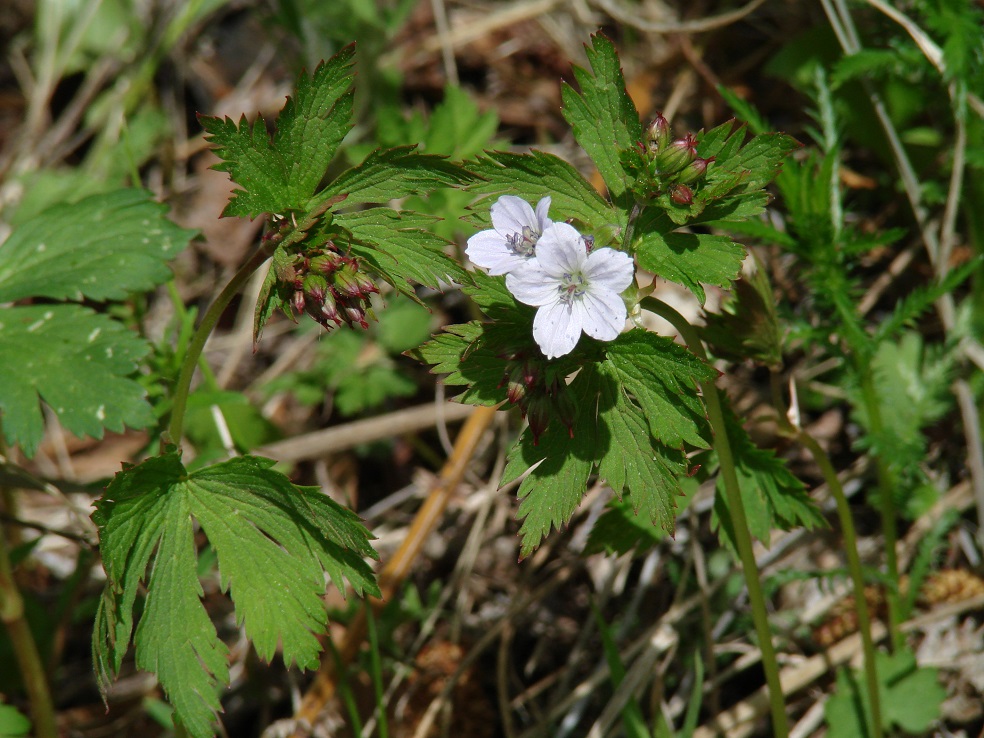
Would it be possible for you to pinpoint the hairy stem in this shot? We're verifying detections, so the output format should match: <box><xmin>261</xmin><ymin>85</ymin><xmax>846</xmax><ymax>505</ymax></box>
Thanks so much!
<box><xmin>166</xmin><ymin>244</ymin><xmax>274</xmax><ymax>445</ymax></box>
<box><xmin>641</xmin><ymin>297</ymin><xmax>789</xmax><ymax>737</ymax></box>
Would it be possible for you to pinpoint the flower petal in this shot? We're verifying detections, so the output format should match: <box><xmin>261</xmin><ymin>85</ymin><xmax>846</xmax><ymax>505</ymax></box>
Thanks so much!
<box><xmin>583</xmin><ymin>247</ymin><xmax>635</xmax><ymax>293</ymax></box>
<box><xmin>506</xmin><ymin>262</ymin><xmax>558</xmax><ymax>305</ymax></box>
<box><xmin>535</xmin><ymin>223</ymin><xmax>586</xmax><ymax>277</ymax></box>
<box><xmin>534</xmin><ymin>196</ymin><xmax>553</xmax><ymax>231</ymax></box>
<box><xmin>490</xmin><ymin>196</ymin><xmax>538</xmax><ymax>235</ymax></box>
<box><xmin>533</xmin><ymin>299</ymin><xmax>582</xmax><ymax>358</ymax></box>
<box><xmin>580</xmin><ymin>287</ymin><xmax>627</xmax><ymax>341</ymax></box>
<box><xmin>466</xmin><ymin>230</ymin><xmax>526</xmax><ymax>275</ymax></box>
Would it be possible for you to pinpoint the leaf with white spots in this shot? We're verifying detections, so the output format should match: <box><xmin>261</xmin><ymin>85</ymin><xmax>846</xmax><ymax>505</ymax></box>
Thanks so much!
<box><xmin>0</xmin><ymin>189</ymin><xmax>195</xmax><ymax>303</ymax></box>
<box><xmin>0</xmin><ymin>305</ymin><xmax>154</xmax><ymax>457</ymax></box>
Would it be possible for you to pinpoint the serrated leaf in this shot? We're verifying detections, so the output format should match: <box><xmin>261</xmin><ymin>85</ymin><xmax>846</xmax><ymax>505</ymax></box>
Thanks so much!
<box><xmin>635</xmin><ymin>220</ymin><xmax>746</xmax><ymax>304</ymax></box>
<box><xmin>200</xmin><ymin>46</ymin><xmax>356</xmax><ymax>218</ymax></box>
<box><xmin>0</xmin><ymin>189</ymin><xmax>194</xmax><ymax>303</ymax></box>
<box><xmin>604</xmin><ymin>330</ymin><xmax>714</xmax><ymax>448</ymax></box>
<box><xmin>322</xmin><ymin>147</ymin><xmax>472</xmax><ymax>208</ymax></box>
<box><xmin>584</xmin><ymin>480</ymin><xmax>698</xmax><ymax>556</ymax></box>
<box><xmin>502</xmin><ymin>385</ymin><xmax>597</xmax><ymax>559</ymax></box>
<box><xmin>93</xmin><ymin>452</ymin><xmax>379</xmax><ymax>738</ymax></box>
<box><xmin>468</xmin><ymin>150</ymin><xmax>620</xmax><ymax>232</ymax></box>
<box><xmin>711</xmin><ymin>409</ymin><xmax>825</xmax><ymax>553</ymax></box>
<box><xmin>499</xmin><ymin>351</ymin><xmax>696</xmax><ymax>557</ymax></box>
<box><xmin>560</xmin><ymin>33</ymin><xmax>642</xmax><ymax>202</ymax></box>
<box><xmin>592</xmin><ymin>363</ymin><xmax>688</xmax><ymax>532</ymax></box>
<box><xmin>336</xmin><ymin>208</ymin><xmax>467</xmax><ymax>292</ymax></box>
<box><xmin>0</xmin><ymin>305</ymin><xmax>154</xmax><ymax>457</ymax></box>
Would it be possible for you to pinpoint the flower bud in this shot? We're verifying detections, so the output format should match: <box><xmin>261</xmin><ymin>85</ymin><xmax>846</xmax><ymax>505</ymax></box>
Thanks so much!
<box><xmin>670</xmin><ymin>184</ymin><xmax>694</xmax><ymax>206</ymax></box>
<box><xmin>674</xmin><ymin>156</ymin><xmax>713</xmax><ymax>185</ymax></box>
<box><xmin>655</xmin><ymin>133</ymin><xmax>699</xmax><ymax>176</ymax></box>
<box><xmin>646</xmin><ymin>113</ymin><xmax>671</xmax><ymax>153</ymax></box>
<box><xmin>524</xmin><ymin>397</ymin><xmax>552</xmax><ymax>445</ymax></box>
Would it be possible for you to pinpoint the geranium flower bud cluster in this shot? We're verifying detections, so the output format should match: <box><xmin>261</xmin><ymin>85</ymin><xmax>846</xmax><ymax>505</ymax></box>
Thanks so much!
<box><xmin>498</xmin><ymin>350</ymin><xmax>576</xmax><ymax>444</ymax></box>
<box><xmin>629</xmin><ymin>112</ymin><xmax>714</xmax><ymax>204</ymax></box>
<box><xmin>271</xmin><ymin>232</ymin><xmax>379</xmax><ymax>332</ymax></box>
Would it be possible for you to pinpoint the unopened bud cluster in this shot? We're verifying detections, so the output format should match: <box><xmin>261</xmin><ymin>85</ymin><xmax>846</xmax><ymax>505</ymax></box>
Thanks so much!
<box><xmin>499</xmin><ymin>351</ymin><xmax>575</xmax><ymax>444</ymax></box>
<box><xmin>274</xmin><ymin>239</ymin><xmax>379</xmax><ymax>331</ymax></box>
<box><xmin>633</xmin><ymin>112</ymin><xmax>714</xmax><ymax>204</ymax></box>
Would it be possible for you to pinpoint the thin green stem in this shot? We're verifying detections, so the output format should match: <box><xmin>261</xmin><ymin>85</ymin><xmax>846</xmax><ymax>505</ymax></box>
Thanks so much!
<box><xmin>641</xmin><ymin>297</ymin><xmax>789</xmax><ymax>738</ymax></box>
<box><xmin>771</xmin><ymin>374</ymin><xmax>883</xmax><ymax>737</ymax></box>
<box><xmin>857</xmin><ymin>364</ymin><xmax>903</xmax><ymax>651</ymax></box>
<box><xmin>166</xmin><ymin>244</ymin><xmax>274</xmax><ymax>445</ymax></box>
<box><xmin>0</xmin><ymin>523</ymin><xmax>58</xmax><ymax>738</ymax></box>
<box><xmin>0</xmin><ymin>423</ymin><xmax>57</xmax><ymax>738</ymax></box>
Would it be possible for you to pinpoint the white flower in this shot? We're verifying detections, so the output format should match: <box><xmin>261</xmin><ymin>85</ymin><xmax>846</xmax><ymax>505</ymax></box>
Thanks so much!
<box><xmin>506</xmin><ymin>222</ymin><xmax>635</xmax><ymax>359</ymax></box>
<box><xmin>465</xmin><ymin>195</ymin><xmax>552</xmax><ymax>275</ymax></box>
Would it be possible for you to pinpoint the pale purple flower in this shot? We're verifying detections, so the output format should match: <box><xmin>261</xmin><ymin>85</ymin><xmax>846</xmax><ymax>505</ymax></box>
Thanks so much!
<box><xmin>506</xmin><ymin>222</ymin><xmax>635</xmax><ymax>359</ymax></box>
<box><xmin>465</xmin><ymin>195</ymin><xmax>552</xmax><ymax>275</ymax></box>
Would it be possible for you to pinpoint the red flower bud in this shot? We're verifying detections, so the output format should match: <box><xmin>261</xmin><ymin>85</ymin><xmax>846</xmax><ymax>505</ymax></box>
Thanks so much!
<box><xmin>670</xmin><ymin>184</ymin><xmax>694</xmax><ymax>206</ymax></box>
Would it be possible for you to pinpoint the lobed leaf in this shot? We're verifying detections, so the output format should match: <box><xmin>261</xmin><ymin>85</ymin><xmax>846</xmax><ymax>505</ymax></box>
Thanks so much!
<box><xmin>711</xmin><ymin>409</ymin><xmax>825</xmax><ymax>553</ymax></box>
<box><xmin>322</xmin><ymin>147</ymin><xmax>472</xmax><ymax>208</ymax></box>
<box><xmin>560</xmin><ymin>33</ymin><xmax>643</xmax><ymax>202</ymax></box>
<box><xmin>467</xmin><ymin>150</ymin><xmax>619</xmax><ymax>232</ymax></box>
<box><xmin>0</xmin><ymin>189</ymin><xmax>194</xmax><ymax>303</ymax></box>
<box><xmin>336</xmin><ymin>208</ymin><xmax>467</xmax><ymax>292</ymax></box>
<box><xmin>93</xmin><ymin>452</ymin><xmax>379</xmax><ymax>738</ymax></box>
<box><xmin>635</xmin><ymin>222</ymin><xmax>746</xmax><ymax>304</ymax></box>
<box><xmin>604</xmin><ymin>330</ymin><xmax>714</xmax><ymax>448</ymax></box>
<box><xmin>200</xmin><ymin>46</ymin><xmax>356</xmax><ymax>218</ymax></box>
<box><xmin>0</xmin><ymin>305</ymin><xmax>154</xmax><ymax>457</ymax></box>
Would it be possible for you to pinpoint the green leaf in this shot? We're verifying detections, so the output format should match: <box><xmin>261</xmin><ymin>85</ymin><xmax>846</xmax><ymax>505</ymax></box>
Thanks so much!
<box><xmin>701</xmin><ymin>255</ymin><xmax>784</xmax><ymax>367</ymax></box>
<box><xmin>467</xmin><ymin>150</ymin><xmax>621</xmax><ymax>232</ymax></box>
<box><xmin>322</xmin><ymin>146</ymin><xmax>472</xmax><ymax>208</ymax></box>
<box><xmin>0</xmin><ymin>703</ymin><xmax>31</xmax><ymax>738</ymax></box>
<box><xmin>93</xmin><ymin>452</ymin><xmax>379</xmax><ymax>738</ymax></box>
<box><xmin>635</xmin><ymin>219</ymin><xmax>746</xmax><ymax>304</ymax></box>
<box><xmin>502</xmin><ymin>383</ymin><xmax>597</xmax><ymax>559</ymax></box>
<box><xmin>711</xmin><ymin>409</ymin><xmax>825</xmax><ymax>553</ymax></box>
<box><xmin>604</xmin><ymin>330</ymin><xmax>714</xmax><ymax>448</ymax></box>
<box><xmin>560</xmin><ymin>33</ymin><xmax>642</xmax><ymax>202</ymax></box>
<box><xmin>337</xmin><ymin>208</ymin><xmax>467</xmax><ymax>292</ymax></box>
<box><xmin>850</xmin><ymin>332</ymin><xmax>953</xmax><ymax>471</ymax></box>
<box><xmin>592</xmin><ymin>362</ymin><xmax>690</xmax><ymax>533</ymax></box>
<box><xmin>584</xmin><ymin>481</ymin><xmax>697</xmax><ymax>556</ymax></box>
<box><xmin>499</xmin><ymin>343</ymin><xmax>700</xmax><ymax>557</ymax></box>
<box><xmin>0</xmin><ymin>189</ymin><xmax>194</xmax><ymax>303</ymax></box>
<box><xmin>0</xmin><ymin>305</ymin><xmax>154</xmax><ymax>457</ymax></box>
<box><xmin>825</xmin><ymin>649</ymin><xmax>945</xmax><ymax>738</ymax></box>
<box><xmin>200</xmin><ymin>46</ymin><xmax>356</xmax><ymax>218</ymax></box>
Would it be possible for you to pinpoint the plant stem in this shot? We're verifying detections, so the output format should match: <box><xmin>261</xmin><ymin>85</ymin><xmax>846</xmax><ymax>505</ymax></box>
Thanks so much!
<box><xmin>641</xmin><ymin>297</ymin><xmax>789</xmax><ymax>738</ymax></box>
<box><xmin>772</xmin><ymin>374</ymin><xmax>883</xmax><ymax>737</ymax></box>
<box><xmin>166</xmin><ymin>244</ymin><xmax>274</xmax><ymax>445</ymax></box>
<box><xmin>0</xmin><ymin>522</ymin><xmax>58</xmax><ymax>738</ymax></box>
<box><xmin>857</xmin><ymin>364</ymin><xmax>904</xmax><ymax>651</ymax></box>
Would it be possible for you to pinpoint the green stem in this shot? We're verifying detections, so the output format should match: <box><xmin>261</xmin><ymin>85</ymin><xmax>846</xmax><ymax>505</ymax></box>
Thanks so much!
<box><xmin>166</xmin><ymin>244</ymin><xmax>274</xmax><ymax>445</ymax></box>
<box><xmin>0</xmin><ymin>523</ymin><xmax>58</xmax><ymax>738</ymax></box>
<box><xmin>772</xmin><ymin>374</ymin><xmax>883</xmax><ymax>738</ymax></box>
<box><xmin>641</xmin><ymin>297</ymin><xmax>789</xmax><ymax>738</ymax></box>
<box><xmin>857</xmin><ymin>364</ymin><xmax>903</xmax><ymax>651</ymax></box>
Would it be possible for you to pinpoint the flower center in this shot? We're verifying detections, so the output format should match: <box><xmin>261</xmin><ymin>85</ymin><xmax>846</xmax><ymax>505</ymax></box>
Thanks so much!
<box><xmin>506</xmin><ymin>225</ymin><xmax>539</xmax><ymax>257</ymax></box>
<box><xmin>558</xmin><ymin>271</ymin><xmax>587</xmax><ymax>303</ymax></box>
